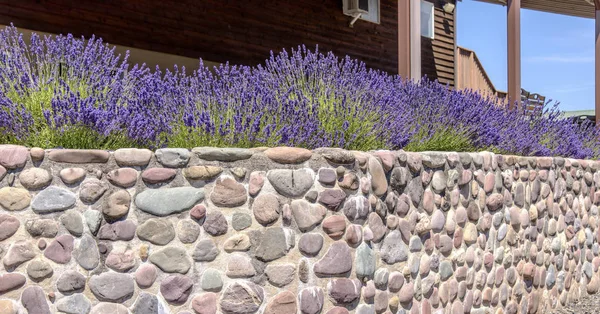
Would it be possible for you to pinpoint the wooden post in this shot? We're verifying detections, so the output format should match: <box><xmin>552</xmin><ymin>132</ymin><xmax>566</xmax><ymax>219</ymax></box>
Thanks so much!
<box><xmin>398</xmin><ymin>0</ymin><xmax>411</xmax><ymax>79</ymax></box>
<box><xmin>410</xmin><ymin>0</ymin><xmax>421</xmax><ymax>80</ymax></box>
<box><xmin>596</xmin><ymin>0</ymin><xmax>600</xmax><ymax>125</ymax></box>
<box><xmin>507</xmin><ymin>0</ymin><xmax>521</xmax><ymax>110</ymax></box>
<box><xmin>398</xmin><ymin>0</ymin><xmax>421</xmax><ymax>81</ymax></box>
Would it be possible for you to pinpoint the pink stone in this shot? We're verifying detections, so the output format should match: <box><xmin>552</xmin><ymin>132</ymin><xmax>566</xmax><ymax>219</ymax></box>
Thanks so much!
<box><xmin>141</xmin><ymin>168</ymin><xmax>176</xmax><ymax>184</ymax></box>
<box><xmin>44</xmin><ymin>234</ymin><xmax>74</xmax><ymax>264</ymax></box>
<box><xmin>345</xmin><ymin>224</ymin><xmax>362</xmax><ymax>246</ymax></box>
<box><xmin>249</xmin><ymin>171</ymin><xmax>266</xmax><ymax>196</ymax></box>
<box><xmin>107</xmin><ymin>168</ymin><xmax>138</xmax><ymax>188</ymax></box>
<box><xmin>484</xmin><ymin>173</ymin><xmax>495</xmax><ymax>193</ymax></box>
<box><xmin>374</xmin><ymin>151</ymin><xmax>395</xmax><ymax>172</ymax></box>
<box><xmin>48</xmin><ymin>149</ymin><xmax>110</xmax><ymax>163</ymax></box>
<box><xmin>264</xmin><ymin>291</ymin><xmax>297</xmax><ymax>314</ymax></box>
<box><xmin>190</xmin><ymin>204</ymin><xmax>206</xmax><ymax>220</ymax></box>
<box><xmin>0</xmin><ymin>273</ymin><xmax>26</xmax><ymax>293</ymax></box>
<box><xmin>135</xmin><ymin>264</ymin><xmax>157</xmax><ymax>288</ymax></box>
<box><xmin>30</xmin><ymin>147</ymin><xmax>45</xmax><ymax>162</ymax></box>
<box><xmin>322</xmin><ymin>215</ymin><xmax>346</xmax><ymax>238</ymax></box>
<box><xmin>191</xmin><ymin>293</ymin><xmax>217</xmax><ymax>314</ymax></box>
<box><xmin>265</xmin><ymin>147</ymin><xmax>312</xmax><ymax>164</ymax></box>
<box><xmin>60</xmin><ymin>168</ymin><xmax>86</xmax><ymax>184</ymax></box>
<box><xmin>0</xmin><ymin>145</ymin><xmax>28</xmax><ymax>169</ymax></box>
<box><xmin>398</xmin><ymin>282</ymin><xmax>414</xmax><ymax>303</ymax></box>
<box><xmin>423</xmin><ymin>190</ymin><xmax>434</xmax><ymax>214</ymax></box>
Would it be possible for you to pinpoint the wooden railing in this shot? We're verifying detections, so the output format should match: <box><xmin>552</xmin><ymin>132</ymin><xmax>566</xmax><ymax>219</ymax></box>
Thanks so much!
<box><xmin>455</xmin><ymin>47</ymin><xmax>498</xmax><ymax>98</ymax></box>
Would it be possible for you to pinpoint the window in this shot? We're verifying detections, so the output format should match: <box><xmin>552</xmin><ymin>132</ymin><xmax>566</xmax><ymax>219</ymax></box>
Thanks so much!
<box><xmin>421</xmin><ymin>1</ymin><xmax>435</xmax><ymax>39</ymax></box>
<box><xmin>343</xmin><ymin>0</ymin><xmax>380</xmax><ymax>24</ymax></box>
<box><xmin>360</xmin><ymin>0</ymin><xmax>380</xmax><ymax>24</ymax></box>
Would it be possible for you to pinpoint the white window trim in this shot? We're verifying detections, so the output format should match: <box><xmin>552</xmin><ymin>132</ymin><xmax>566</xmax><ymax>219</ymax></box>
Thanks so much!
<box><xmin>343</xmin><ymin>0</ymin><xmax>380</xmax><ymax>25</ymax></box>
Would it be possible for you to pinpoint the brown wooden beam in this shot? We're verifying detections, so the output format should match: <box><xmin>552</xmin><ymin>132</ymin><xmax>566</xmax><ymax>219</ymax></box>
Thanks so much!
<box><xmin>596</xmin><ymin>1</ymin><xmax>600</xmax><ymax>125</ymax></box>
<box><xmin>398</xmin><ymin>0</ymin><xmax>411</xmax><ymax>79</ymax></box>
<box><xmin>507</xmin><ymin>0</ymin><xmax>521</xmax><ymax>110</ymax></box>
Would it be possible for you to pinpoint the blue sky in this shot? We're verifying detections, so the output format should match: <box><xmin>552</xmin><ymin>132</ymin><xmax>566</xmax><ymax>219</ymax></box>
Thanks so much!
<box><xmin>457</xmin><ymin>0</ymin><xmax>595</xmax><ymax>111</ymax></box>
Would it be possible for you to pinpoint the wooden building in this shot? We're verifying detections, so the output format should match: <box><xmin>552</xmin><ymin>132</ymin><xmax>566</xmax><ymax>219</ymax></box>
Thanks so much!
<box><xmin>0</xmin><ymin>0</ymin><xmax>457</xmax><ymax>86</ymax></box>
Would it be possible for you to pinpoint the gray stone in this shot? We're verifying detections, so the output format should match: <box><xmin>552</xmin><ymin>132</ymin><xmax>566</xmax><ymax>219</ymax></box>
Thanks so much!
<box><xmin>132</xmin><ymin>293</ymin><xmax>168</xmax><ymax>314</ymax></box>
<box><xmin>177</xmin><ymin>219</ymin><xmax>200</xmax><ymax>243</ymax></box>
<box><xmin>356</xmin><ymin>304</ymin><xmax>375</xmax><ymax>314</ymax></box>
<box><xmin>25</xmin><ymin>219</ymin><xmax>58</xmax><ymax>237</ymax></box>
<box><xmin>57</xmin><ymin>271</ymin><xmax>86</xmax><ymax>293</ymax></box>
<box><xmin>155</xmin><ymin>148</ymin><xmax>190</xmax><ymax>168</ymax></box>
<box><xmin>90</xmin><ymin>303</ymin><xmax>129</xmax><ymax>314</ymax></box>
<box><xmin>317</xmin><ymin>148</ymin><xmax>355</xmax><ymax>164</ymax></box>
<box><xmin>114</xmin><ymin>148</ymin><xmax>153</xmax><ymax>167</ymax></box>
<box><xmin>291</xmin><ymin>199</ymin><xmax>326</xmax><ymax>232</ymax></box>
<box><xmin>137</xmin><ymin>218</ymin><xmax>175</xmax><ymax>245</ymax></box>
<box><xmin>21</xmin><ymin>286</ymin><xmax>51</xmax><ymax>314</ymax></box>
<box><xmin>201</xmin><ymin>268</ymin><xmax>223</xmax><ymax>291</ymax></box>
<box><xmin>314</xmin><ymin>241</ymin><xmax>352</xmax><ymax>276</ymax></box>
<box><xmin>390</xmin><ymin>167</ymin><xmax>410</xmax><ymax>191</ymax></box>
<box><xmin>83</xmin><ymin>210</ymin><xmax>102</xmax><ymax>235</ymax></box>
<box><xmin>265</xmin><ymin>264</ymin><xmax>296</xmax><ymax>287</ymax></box>
<box><xmin>31</xmin><ymin>186</ymin><xmax>76</xmax><ymax>213</ymax></box>
<box><xmin>423</xmin><ymin>152</ymin><xmax>447</xmax><ymax>168</ymax></box>
<box><xmin>226</xmin><ymin>253</ymin><xmax>256</xmax><ymax>278</ymax></box>
<box><xmin>255</xmin><ymin>227</ymin><xmax>288</xmax><ymax>262</ymax></box>
<box><xmin>440</xmin><ymin>261</ymin><xmax>453</xmax><ymax>281</ymax></box>
<box><xmin>193</xmin><ymin>239</ymin><xmax>219</xmax><ymax>261</ymax></box>
<box><xmin>192</xmin><ymin>147</ymin><xmax>253</xmax><ymax>161</ymax></box>
<box><xmin>406</xmin><ymin>177</ymin><xmax>423</xmax><ymax>206</ymax></box>
<box><xmin>318</xmin><ymin>168</ymin><xmax>337</xmax><ymax>185</ymax></box>
<box><xmin>355</xmin><ymin>242</ymin><xmax>376</xmax><ymax>278</ymax></box>
<box><xmin>232</xmin><ymin>212</ymin><xmax>252</xmax><ymax>231</ymax></box>
<box><xmin>98</xmin><ymin>220</ymin><xmax>136</xmax><ymax>241</ymax></box>
<box><xmin>220</xmin><ymin>281</ymin><xmax>264</xmax><ymax>314</ymax></box>
<box><xmin>160</xmin><ymin>274</ymin><xmax>194</xmax><ymax>304</ymax></box>
<box><xmin>267</xmin><ymin>169</ymin><xmax>314</xmax><ymax>197</ymax></box>
<box><xmin>26</xmin><ymin>259</ymin><xmax>53</xmax><ymax>281</ymax></box>
<box><xmin>409</xmin><ymin>235</ymin><xmax>422</xmax><ymax>252</ymax></box>
<box><xmin>60</xmin><ymin>210</ymin><xmax>84</xmax><ymax>236</ymax></box>
<box><xmin>342</xmin><ymin>195</ymin><xmax>370</xmax><ymax>222</ymax></box>
<box><xmin>432</xmin><ymin>171</ymin><xmax>447</xmax><ymax>193</ymax></box>
<box><xmin>224</xmin><ymin>234</ymin><xmax>251</xmax><ymax>252</ymax></box>
<box><xmin>299</xmin><ymin>233</ymin><xmax>324</xmax><ymax>256</ymax></box>
<box><xmin>135</xmin><ymin>187</ymin><xmax>205</xmax><ymax>216</ymax></box>
<box><xmin>203</xmin><ymin>211</ymin><xmax>229</xmax><ymax>236</ymax></box>
<box><xmin>79</xmin><ymin>179</ymin><xmax>108</xmax><ymax>204</ymax></box>
<box><xmin>150</xmin><ymin>247</ymin><xmax>191</xmax><ymax>274</ymax></box>
<box><xmin>89</xmin><ymin>272</ymin><xmax>134</xmax><ymax>302</ymax></box>
<box><xmin>380</xmin><ymin>230</ymin><xmax>409</xmax><ymax>264</ymax></box>
<box><xmin>56</xmin><ymin>294</ymin><xmax>91</xmax><ymax>314</ymax></box>
<box><xmin>75</xmin><ymin>234</ymin><xmax>100</xmax><ymax>270</ymax></box>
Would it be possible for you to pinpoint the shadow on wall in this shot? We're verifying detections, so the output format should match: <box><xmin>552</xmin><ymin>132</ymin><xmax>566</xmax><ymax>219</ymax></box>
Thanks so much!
<box><xmin>1</xmin><ymin>24</ymin><xmax>221</xmax><ymax>72</ymax></box>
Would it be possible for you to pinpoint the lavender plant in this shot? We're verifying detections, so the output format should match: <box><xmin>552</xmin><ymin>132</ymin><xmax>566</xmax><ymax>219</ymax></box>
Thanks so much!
<box><xmin>0</xmin><ymin>24</ymin><xmax>598</xmax><ymax>158</ymax></box>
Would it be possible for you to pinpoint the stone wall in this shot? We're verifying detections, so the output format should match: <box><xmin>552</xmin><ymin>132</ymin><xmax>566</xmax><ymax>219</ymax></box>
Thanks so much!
<box><xmin>0</xmin><ymin>145</ymin><xmax>597</xmax><ymax>314</ymax></box>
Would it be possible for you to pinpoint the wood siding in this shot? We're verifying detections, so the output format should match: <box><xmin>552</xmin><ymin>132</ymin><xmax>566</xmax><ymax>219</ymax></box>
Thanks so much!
<box><xmin>0</xmin><ymin>0</ymin><xmax>457</xmax><ymax>79</ymax></box>
<box><xmin>0</xmin><ymin>0</ymin><xmax>399</xmax><ymax>73</ymax></box>
<box><xmin>421</xmin><ymin>0</ymin><xmax>456</xmax><ymax>87</ymax></box>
